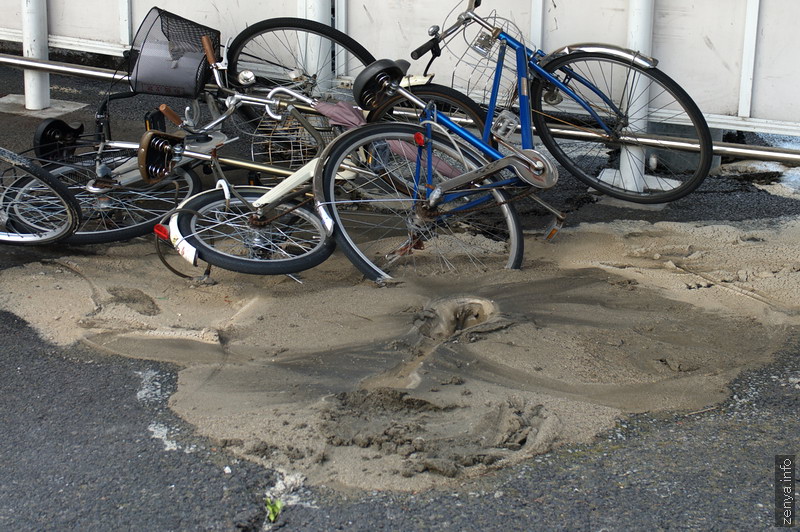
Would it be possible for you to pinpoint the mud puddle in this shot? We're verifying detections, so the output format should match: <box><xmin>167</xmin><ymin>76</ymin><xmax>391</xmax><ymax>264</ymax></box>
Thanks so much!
<box><xmin>0</xmin><ymin>219</ymin><xmax>796</xmax><ymax>490</ymax></box>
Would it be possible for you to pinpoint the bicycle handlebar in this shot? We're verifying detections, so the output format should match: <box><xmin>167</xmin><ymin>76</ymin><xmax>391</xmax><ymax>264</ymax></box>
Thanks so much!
<box><xmin>201</xmin><ymin>35</ymin><xmax>217</xmax><ymax>65</ymax></box>
<box><xmin>409</xmin><ymin>11</ymin><xmax>478</xmax><ymax>60</ymax></box>
<box><xmin>410</xmin><ymin>37</ymin><xmax>439</xmax><ymax>60</ymax></box>
<box><xmin>159</xmin><ymin>104</ymin><xmax>183</xmax><ymax>126</ymax></box>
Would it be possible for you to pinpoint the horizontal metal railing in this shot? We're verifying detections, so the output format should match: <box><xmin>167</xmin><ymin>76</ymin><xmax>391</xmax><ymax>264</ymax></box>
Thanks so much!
<box><xmin>1</xmin><ymin>52</ymin><xmax>800</xmax><ymax>164</ymax></box>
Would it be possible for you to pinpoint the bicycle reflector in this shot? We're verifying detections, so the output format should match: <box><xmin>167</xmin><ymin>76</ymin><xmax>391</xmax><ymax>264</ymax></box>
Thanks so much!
<box><xmin>153</xmin><ymin>223</ymin><xmax>170</xmax><ymax>241</ymax></box>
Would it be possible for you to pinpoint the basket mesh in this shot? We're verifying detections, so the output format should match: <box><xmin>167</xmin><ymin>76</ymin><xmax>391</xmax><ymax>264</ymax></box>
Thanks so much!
<box><xmin>445</xmin><ymin>13</ymin><xmax>526</xmax><ymax>109</ymax></box>
<box><xmin>128</xmin><ymin>7</ymin><xmax>220</xmax><ymax>97</ymax></box>
<box><xmin>250</xmin><ymin>113</ymin><xmax>337</xmax><ymax>170</ymax></box>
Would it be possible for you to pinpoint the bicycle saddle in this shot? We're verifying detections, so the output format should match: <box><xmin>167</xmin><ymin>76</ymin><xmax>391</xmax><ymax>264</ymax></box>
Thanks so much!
<box><xmin>352</xmin><ymin>59</ymin><xmax>410</xmax><ymax>110</ymax></box>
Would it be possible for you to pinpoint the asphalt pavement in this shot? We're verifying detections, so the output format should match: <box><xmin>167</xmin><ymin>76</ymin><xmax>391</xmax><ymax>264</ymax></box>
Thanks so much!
<box><xmin>1</xmin><ymin>65</ymin><xmax>799</xmax><ymax>530</ymax></box>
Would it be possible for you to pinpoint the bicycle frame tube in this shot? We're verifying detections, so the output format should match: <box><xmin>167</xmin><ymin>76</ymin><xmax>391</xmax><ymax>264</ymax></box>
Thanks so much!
<box><xmin>466</xmin><ymin>9</ymin><xmax>618</xmax><ymax>135</ymax></box>
<box><xmin>414</xmin><ymin>105</ymin><xmax>515</xmax><ymax>209</ymax></box>
<box><xmin>491</xmin><ymin>30</ymin><xmax>618</xmax><ymax>136</ymax></box>
<box><xmin>482</xmin><ymin>43</ymin><xmax>507</xmax><ymax>144</ymax></box>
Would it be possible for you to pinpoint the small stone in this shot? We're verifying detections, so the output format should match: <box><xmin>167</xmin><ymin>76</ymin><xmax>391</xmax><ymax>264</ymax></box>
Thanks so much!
<box><xmin>353</xmin><ymin>434</ymin><xmax>371</xmax><ymax>448</ymax></box>
<box><xmin>397</xmin><ymin>444</ymin><xmax>415</xmax><ymax>457</ymax></box>
<box><xmin>381</xmin><ymin>442</ymin><xmax>398</xmax><ymax>454</ymax></box>
<box><xmin>423</xmin><ymin>458</ymin><xmax>459</xmax><ymax>478</ymax></box>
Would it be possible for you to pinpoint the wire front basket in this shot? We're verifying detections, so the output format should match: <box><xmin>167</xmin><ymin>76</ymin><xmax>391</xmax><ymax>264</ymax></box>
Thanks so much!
<box><xmin>445</xmin><ymin>12</ymin><xmax>527</xmax><ymax>110</ymax></box>
<box><xmin>128</xmin><ymin>7</ymin><xmax>221</xmax><ymax>98</ymax></box>
<box><xmin>250</xmin><ymin>113</ymin><xmax>338</xmax><ymax>171</ymax></box>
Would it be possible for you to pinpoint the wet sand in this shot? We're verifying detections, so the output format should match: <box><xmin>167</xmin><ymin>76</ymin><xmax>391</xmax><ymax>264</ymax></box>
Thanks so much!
<box><xmin>2</xmin><ymin>213</ymin><xmax>798</xmax><ymax>491</ymax></box>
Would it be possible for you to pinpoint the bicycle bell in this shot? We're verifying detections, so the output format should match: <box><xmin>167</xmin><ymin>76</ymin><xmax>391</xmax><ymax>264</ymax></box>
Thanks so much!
<box><xmin>237</xmin><ymin>69</ymin><xmax>256</xmax><ymax>86</ymax></box>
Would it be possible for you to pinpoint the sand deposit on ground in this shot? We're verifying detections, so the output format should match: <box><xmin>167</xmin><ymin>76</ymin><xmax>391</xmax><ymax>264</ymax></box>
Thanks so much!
<box><xmin>2</xmin><ymin>210</ymin><xmax>799</xmax><ymax>491</ymax></box>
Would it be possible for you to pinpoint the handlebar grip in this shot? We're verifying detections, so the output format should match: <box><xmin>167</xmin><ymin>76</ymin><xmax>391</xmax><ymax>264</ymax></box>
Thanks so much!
<box><xmin>158</xmin><ymin>104</ymin><xmax>183</xmax><ymax>126</ymax></box>
<box><xmin>201</xmin><ymin>35</ymin><xmax>217</xmax><ymax>64</ymax></box>
<box><xmin>410</xmin><ymin>37</ymin><xmax>439</xmax><ymax>60</ymax></box>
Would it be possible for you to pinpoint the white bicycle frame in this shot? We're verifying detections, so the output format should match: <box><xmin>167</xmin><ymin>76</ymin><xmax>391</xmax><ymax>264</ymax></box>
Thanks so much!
<box><xmin>162</xmin><ymin>86</ymin><xmax>336</xmax><ymax>266</ymax></box>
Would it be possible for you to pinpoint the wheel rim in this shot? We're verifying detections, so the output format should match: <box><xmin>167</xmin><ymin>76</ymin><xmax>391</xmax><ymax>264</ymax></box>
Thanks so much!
<box><xmin>534</xmin><ymin>53</ymin><xmax>710</xmax><ymax>201</ymax></box>
<box><xmin>0</xmin><ymin>176</ymin><xmax>75</xmax><ymax>242</ymax></box>
<box><xmin>188</xmin><ymin>193</ymin><xmax>329</xmax><ymax>266</ymax></box>
<box><xmin>48</xmin><ymin>151</ymin><xmax>198</xmax><ymax>241</ymax></box>
<box><xmin>229</xmin><ymin>27</ymin><xmax>372</xmax><ymax>103</ymax></box>
<box><xmin>325</xmin><ymin>126</ymin><xmax>521</xmax><ymax>280</ymax></box>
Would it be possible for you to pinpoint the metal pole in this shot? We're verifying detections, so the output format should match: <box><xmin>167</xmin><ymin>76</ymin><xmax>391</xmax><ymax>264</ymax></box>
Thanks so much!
<box><xmin>0</xmin><ymin>53</ymin><xmax>128</xmax><ymax>82</ymax></box>
<box><xmin>530</xmin><ymin>0</ymin><xmax>545</xmax><ymax>51</ymax></box>
<box><xmin>22</xmin><ymin>0</ymin><xmax>50</xmax><ymax>110</ymax></box>
<box><xmin>738</xmin><ymin>0</ymin><xmax>760</xmax><ymax>118</ymax></box>
<box><xmin>298</xmin><ymin>0</ymin><xmax>334</xmax><ymax>91</ymax></box>
<box><xmin>614</xmin><ymin>0</ymin><xmax>655</xmax><ymax>192</ymax></box>
<box><xmin>118</xmin><ymin>0</ymin><xmax>133</xmax><ymax>46</ymax></box>
<box><xmin>334</xmin><ymin>0</ymin><xmax>348</xmax><ymax>76</ymax></box>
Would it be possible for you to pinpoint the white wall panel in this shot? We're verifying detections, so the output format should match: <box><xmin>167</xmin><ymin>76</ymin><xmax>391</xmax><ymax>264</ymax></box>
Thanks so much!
<box><xmin>751</xmin><ymin>0</ymin><xmax>799</xmax><ymax>123</ymax></box>
<box><xmin>0</xmin><ymin>0</ymin><xmax>798</xmax><ymax>131</ymax></box>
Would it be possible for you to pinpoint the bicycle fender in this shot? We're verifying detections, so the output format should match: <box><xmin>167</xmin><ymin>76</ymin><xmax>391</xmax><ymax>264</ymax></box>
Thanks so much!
<box><xmin>312</xmin><ymin>138</ymin><xmax>345</xmax><ymax>237</ymax></box>
<box><xmin>167</xmin><ymin>211</ymin><xmax>199</xmax><ymax>267</ymax></box>
<box><xmin>399</xmin><ymin>74</ymin><xmax>435</xmax><ymax>88</ymax></box>
<box><xmin>544</xmin><ymin>43</ymin><xmax>658</xmax><ymax>69</ymax></box>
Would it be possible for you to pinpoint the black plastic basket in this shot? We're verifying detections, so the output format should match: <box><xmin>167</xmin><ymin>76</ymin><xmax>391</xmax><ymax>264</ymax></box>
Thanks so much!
<box><xmin>127</xmin><ymin>7</ymin><xmax>221</xmax><ymax>98</ymax></box>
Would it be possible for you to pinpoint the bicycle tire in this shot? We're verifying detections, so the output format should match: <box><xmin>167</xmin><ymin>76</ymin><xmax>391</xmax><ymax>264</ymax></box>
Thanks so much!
<box><xmin>320</xmin><ymin>123</ymin><xmax>523</xmax><ymax>282</ymax></box>
<box><xmin>174</xmin><ymin>186</ymin><xmax>334</xmax><ymax>275</ymax></box>
<box><xmin>43</xmin><ymin>147</ymin><xmax>202</xmax><ymax>245</ymax></box>
<box><xmin>367</xmin><ymin>83</ymin><xmax>487</xmax><ymax>137</ymax></box>
<box><xmin>0</xmin><ymin>147</ymin><xmax>81</xmax><ymax>245</ymax></box>
<box><xmin>532</xmin><ymin>51</ymin><xmax>712</xmax><ymax>203</ymax></box>
<box><xmin>227</xmin><ymin>17</ymin><xmax>376</xmax><ymax>120</ymax></box>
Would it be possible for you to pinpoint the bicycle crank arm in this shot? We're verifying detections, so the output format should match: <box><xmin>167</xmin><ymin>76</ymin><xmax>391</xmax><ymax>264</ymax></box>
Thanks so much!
<box><xmin>427</xmin><ymin>152</ymin><xmax>557</xmax><ymax>207</ymax></box>
<box><xmin>493</xmin><ymin>137</ymin><xmax>559</xmax><ymax>188</ymax></box>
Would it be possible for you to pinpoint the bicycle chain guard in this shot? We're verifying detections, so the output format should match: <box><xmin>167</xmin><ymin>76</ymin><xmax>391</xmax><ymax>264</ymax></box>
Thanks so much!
<box><xmin>514</xmin><ymin>149</ymin><xmax>558</xmax><ymax>189</ymax></box>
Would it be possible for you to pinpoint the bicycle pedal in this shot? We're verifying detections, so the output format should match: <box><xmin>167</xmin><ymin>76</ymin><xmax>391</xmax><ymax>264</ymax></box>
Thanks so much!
<box><xmin>544</xmin><ymin>216</ymin><xmax>564</xmax><ymax>241</ymax></box>
<box><xmin>490</xmin><ymin>109</ymin><xmax>520</xmax><ymax>141</ymax></box>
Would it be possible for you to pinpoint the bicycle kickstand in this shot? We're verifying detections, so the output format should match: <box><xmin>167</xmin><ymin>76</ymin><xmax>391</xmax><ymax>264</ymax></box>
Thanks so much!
<box><xmin>527</xmin><ymin>194</ymin><xmax>566</xmax><ymax>241</ymax></box>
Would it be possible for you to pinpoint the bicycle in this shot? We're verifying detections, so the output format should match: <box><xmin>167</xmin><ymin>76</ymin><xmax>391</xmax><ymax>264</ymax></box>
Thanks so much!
<box><xmin>155</xmin><ymin>34</ymin><xmax>488</xmax><ymax>277</ymax></box>
<box><xmin>20</xmin><ymin>7</ymin><xmax>382</xmax><ymax>246</ymax></box>
<box><xmin>0</xmin><ymin>147</ymin><xmax>81</xmax><ymax>245</ymax></box>
<box><xmin>314</xmin><ymin>0</ymin><xmax>713</xmax><ymax>282</ymax></box>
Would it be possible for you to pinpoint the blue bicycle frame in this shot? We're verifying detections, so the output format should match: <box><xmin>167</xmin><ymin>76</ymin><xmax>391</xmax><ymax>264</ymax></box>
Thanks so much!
<box><xmin>408</xmin><ymin>17</ymin><xmax>623</xmax><ymax>211</ymax></box>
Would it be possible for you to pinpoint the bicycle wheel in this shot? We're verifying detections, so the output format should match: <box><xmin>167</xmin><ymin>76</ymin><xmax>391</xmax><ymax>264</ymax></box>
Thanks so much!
<box><xmin>174</xmin><ymin>187</ymin><xmax>334</xmax><ymax>275</ymax></box>
<box><xmin>532</xmin><ymin>51</ymin><xmax>712</xmax><ymax>203</ymax></box>
<box><xmin>0</xmin><ymin>147</ymin><xmax>81</xmax><ymax>245</ymax></box>
<box><xmin>320</xmin><ymin>123</ymin><xmax>523</xmax><ymax>282</ymax></box>
<box><xmin>367</xmin><ymin>83</ymin><xmax>486</xmax><ymax>137</ymax></box>
<box><xmin>45</xmin><ymin>147</ymin><xmax>202</xmax><ymax>244</ymax></box>
<box><xmin>227</xmin><ymin>18</ymin><xmax>375</xmax><ymax>110</ymax></box>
